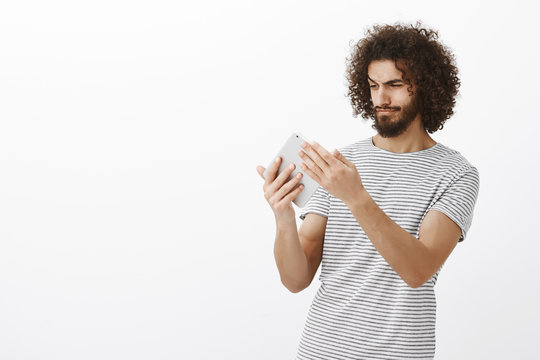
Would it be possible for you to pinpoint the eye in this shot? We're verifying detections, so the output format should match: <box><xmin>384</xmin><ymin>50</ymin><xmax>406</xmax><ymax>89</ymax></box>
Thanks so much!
<box><xmin>369</xmin><ymin>84</ymin><xmax>377</xmax><ymax>89</ymax></box>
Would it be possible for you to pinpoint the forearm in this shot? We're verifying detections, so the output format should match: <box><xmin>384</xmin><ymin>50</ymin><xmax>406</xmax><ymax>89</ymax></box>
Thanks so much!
<box><xmin>273</xmin><ymin>215</ymin><xmax>311</xmax><ymax>293</ymax></box>
<box><xmin>345</xmin><ymin>189</ymin><xmax>436</xmax><ymax>288</ymax></box>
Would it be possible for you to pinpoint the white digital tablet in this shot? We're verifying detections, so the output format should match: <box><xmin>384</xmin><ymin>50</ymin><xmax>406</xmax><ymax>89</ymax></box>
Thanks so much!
<box><xmin>263</xmin><ymin>132</ymin><xmax>320</xmax><ymax>208</ymax></box>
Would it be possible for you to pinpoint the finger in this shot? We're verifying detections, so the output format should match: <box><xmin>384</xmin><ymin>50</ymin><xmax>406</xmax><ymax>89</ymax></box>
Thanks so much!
<box><xmin>256</xmin><ymin>165</ymin><xmax>266</xmax><ymax>180</ymax></box>
<box><xmin>310</xmin><ymin>141</ymin><xmax>341</xmax><ymax>167</ymax></box>
<box><xmin>273</xmin><ymin>171</ymin><xmax>303</xmax><ymax>203</ymax></box>
<box><xmin>264</xmin><ymin>156</ymin><xmax>282</xmax><ymax>185</ymax></box>
<box><xmin>333</xmin><ymin>149</ymin><xmax>353</xmax><ymax>168</ymax></box>
<box><xmin>332</xmin><ymin>149</ymin><xmax>343</xmax><ymax>162</ymax></box>
<box><xmin>311</xmin><ymin>141</ymin><xmax>336</xmax><ymax>165</ymax></box>
<box><xmin>299</xmin><ymin>141</ymin><xmax>332</xmax><ymax>174</ymax></box>
<box><xmin>299</xmin><ymin>160</ymin><xmax>321</xmax><ymax>184</ymax></box>
<box><xmin>281</xmin><ymin>182</ymin><xmax>304</xmax><ymax>204</ymax></box>
<box><xmin>268</xmin><ymin>162</ymin><xmax>296</xmax><ymax>194</ymax></box>
<box><xmin>298</xmin><ymin>148</ymin><xmax>322</xmax><ymax>178</ymax></box>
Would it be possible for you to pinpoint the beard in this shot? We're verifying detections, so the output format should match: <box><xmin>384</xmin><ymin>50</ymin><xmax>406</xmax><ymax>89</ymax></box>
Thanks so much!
<box><xmin>372</xmin><ymin>96</ymin><xmax>421</xmax><ymax>138</ymax></box>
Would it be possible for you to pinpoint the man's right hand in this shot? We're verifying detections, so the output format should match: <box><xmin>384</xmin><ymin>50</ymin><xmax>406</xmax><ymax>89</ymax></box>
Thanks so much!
<box><xmin>256</xmin><ymin>157</ymin><xmax>304</xmax><ymax>220</ymax></box>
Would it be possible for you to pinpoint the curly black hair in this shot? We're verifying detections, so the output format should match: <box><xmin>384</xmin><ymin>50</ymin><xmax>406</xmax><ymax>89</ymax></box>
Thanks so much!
<box><xmin>345</xmin><ymin>22</ymin><xmax>460</xmax><ymax>133</ymax></box>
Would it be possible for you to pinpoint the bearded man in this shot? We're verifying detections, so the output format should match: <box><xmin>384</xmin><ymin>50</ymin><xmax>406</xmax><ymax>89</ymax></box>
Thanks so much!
<box><xmin>256</xmin><ymin>22</ymin><xmax>480</xmax><ymax>360</ymax></box>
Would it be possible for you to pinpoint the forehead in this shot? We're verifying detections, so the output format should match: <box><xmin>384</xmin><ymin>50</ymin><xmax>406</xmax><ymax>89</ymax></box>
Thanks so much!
<box><xmin>367</xmin><ymin>60</ymin><xmax>404</xmax><ymax>82</ymax></box>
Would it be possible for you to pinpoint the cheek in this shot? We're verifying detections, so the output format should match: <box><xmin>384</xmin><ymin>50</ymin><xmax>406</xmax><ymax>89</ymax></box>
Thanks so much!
<box><xmin>396</xmin><ymin>91</ymin><xmax>413</xmax><ymax>106</ymax></box>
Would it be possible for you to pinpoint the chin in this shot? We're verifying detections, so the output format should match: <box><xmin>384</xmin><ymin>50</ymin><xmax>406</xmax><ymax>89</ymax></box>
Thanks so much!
<box><xmin>373</xmin><ymin>120</ymin><xmax>410</xmax><ymax>138</ymax></box>
<box><xmin>378</xmin><ymin>132</ymin><xmax>393</xmax><ymax>138</ymax></box>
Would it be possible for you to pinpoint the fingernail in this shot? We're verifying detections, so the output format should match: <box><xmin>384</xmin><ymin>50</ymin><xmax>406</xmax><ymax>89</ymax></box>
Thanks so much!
<box><xmin>300</xmin><ymin>142</ymin><xmax>307</xmax><ymax>148</ymax></box>
<box><xmin>289</xmin><ymin>164</ymin><xmax>294</xmax><ymax>170</ymax></box>
<box><xmin>275</xmin><ymin>157</ymin><xmax>280</xmax><ymax>163</ymax></box>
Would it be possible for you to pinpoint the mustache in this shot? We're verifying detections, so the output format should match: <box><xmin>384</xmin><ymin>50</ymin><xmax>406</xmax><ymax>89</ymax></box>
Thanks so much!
<box><xmin>375</xmin><ymin>106</ymin><xmax>401</xmax><ymax>111</ymax></box>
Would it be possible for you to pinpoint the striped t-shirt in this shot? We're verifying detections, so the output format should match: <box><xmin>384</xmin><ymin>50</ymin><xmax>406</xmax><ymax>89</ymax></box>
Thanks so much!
<box><xmin>296</xmin><ymin>136</ymin><xmax>480</xmax><ymax>360</ymax></box>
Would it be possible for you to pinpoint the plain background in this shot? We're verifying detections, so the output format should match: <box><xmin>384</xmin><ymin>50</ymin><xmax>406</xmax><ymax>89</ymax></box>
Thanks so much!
<box><xmin>1</xmin><ymin>1</ymin><xmax>539</xmax><ymax>359</ymax></box>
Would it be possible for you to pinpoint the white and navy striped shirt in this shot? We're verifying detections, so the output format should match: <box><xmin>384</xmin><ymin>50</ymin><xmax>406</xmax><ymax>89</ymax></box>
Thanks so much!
<box><xmin>297</xmin><ymin>136</ymin><xmax>480</xmax><ymax>360</ymax></box>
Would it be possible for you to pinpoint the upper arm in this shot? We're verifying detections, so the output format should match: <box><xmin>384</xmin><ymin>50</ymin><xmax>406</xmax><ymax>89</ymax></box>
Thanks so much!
<box><xmin>418</xmin><ymin>209</ymin><xmax>462</xmax><ymax>276</ymax></box>
<box><xmin>298</xmin><ymin>213</ymin><xmax>327</xmax><ymax>283</ymax></box>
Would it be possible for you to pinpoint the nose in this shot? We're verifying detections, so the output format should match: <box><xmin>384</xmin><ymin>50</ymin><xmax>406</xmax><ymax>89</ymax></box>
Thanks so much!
<box><xmin>372</xmin><ymin>87</ymin><xmax>391</xmax><ymax>108</ymax></box>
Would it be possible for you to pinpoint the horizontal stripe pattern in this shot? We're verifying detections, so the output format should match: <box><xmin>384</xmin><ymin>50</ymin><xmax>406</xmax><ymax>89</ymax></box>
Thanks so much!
<box><xmin>297</xmin><ymin>137</ymin><xmax>480</xmax><ymax>359</ymax></box>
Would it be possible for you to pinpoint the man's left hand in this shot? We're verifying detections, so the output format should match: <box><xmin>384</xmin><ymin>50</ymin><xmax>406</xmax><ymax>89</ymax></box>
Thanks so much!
<box><xmin>298</xmin><ymin>141</ymin><xmax>365</xmax><ymax>204</ymax></box>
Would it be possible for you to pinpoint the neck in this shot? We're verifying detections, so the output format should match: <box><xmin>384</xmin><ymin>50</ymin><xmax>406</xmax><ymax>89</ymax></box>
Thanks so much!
<box><xmin>372</xmin><ymin>116</ymin><xmax>437</xmax><ymax>153</ymax></box>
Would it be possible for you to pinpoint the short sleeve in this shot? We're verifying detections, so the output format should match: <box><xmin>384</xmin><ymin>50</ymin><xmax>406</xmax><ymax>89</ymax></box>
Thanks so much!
<box><xmin>299</xmin><ymin>185</ymin><xmax>330</xmax><ymax>220</ymax></box>
<box><xmin>430</xmin><ymin>166</ymin><xmax>480</xmax><ymax>242</ymax></box>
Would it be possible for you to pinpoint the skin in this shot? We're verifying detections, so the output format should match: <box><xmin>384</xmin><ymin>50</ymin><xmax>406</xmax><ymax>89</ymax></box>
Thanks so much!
<box><xmin>367</xmin><ymin>59</ymin><xmax>437</xmax><ymax>151</ymax></box>
<box><xmin>256</xmin><ymin>59</ymin><xmax>461</xmax><ymax>290</ymax></box>
<box><xmin>368</xmin><ymin>60</ymin><xmax>421</xmax><ymax>139</ymax></box>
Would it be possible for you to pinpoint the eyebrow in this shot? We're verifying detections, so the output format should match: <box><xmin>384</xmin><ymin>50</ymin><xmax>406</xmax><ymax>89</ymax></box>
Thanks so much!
<box><xmin>367</xmin><ymin>76</ymin><xmax>404</xmax><ymax>85</ymax></box>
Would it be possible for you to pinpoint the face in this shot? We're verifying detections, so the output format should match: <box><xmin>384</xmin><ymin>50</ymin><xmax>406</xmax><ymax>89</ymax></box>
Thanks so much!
<box><xmin>367</xmin><ymin>60</ymin><xmax>420</xmax><ymax>138</ymax></box>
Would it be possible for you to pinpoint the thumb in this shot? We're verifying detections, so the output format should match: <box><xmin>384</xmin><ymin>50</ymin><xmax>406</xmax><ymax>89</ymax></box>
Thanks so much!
<box><xmin>333</xmin><ymin>148</ymin><xmax>344</xmax><ymax>159</ymax></box>
<box><xmin>333</xmin><ymin>149</ymin><xmax>351</xmax><ymax>166</ymax></box>
<box><xmin>256</xmin><ymin>165</ymin><xmax>266</xmax><ymax>180</ymax></box>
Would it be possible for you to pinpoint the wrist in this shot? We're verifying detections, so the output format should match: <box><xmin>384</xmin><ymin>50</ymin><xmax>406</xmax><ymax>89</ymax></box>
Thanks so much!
<box><xmin>274</xmin><ymin>208</ymin><xmax>296</xmax><ymax>226</ymax></box>
<box><xmin>345</xmin><ymin>186</ymin><xmax>370</xmax><ymax>210</ymax></box>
